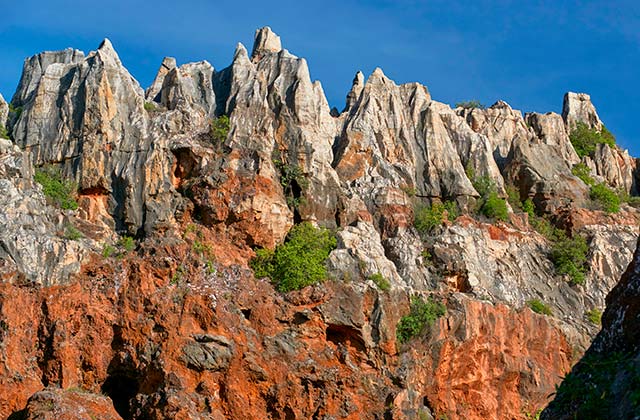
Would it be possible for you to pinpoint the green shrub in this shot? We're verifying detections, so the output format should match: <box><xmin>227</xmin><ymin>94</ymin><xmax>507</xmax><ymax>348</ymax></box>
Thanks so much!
<box><xmin>9</xmin><ymin>104</ymin><xmax>23</xmax><ymax>119</ymax></box>
<box><xmin>414</xmin><ymin>202</ymin><xmax>446</xmax><ymax>235</ymax></box>
<box><xmin>471</xmin><ymin>175</ymin><xmax>509</xmax><ymax>222</ymax></box>
<box><xmin>506</xmin><ymin>185</ymin><xmax>522</xmax><ymax>211</ymax></box>
<box><xmin>143</xmin><ymin>102</ymin><xmax>157</xmax><ymax>112</ymax></box>
<box><xmin>0</xmin><ymin>125</ymin><xmax>8</xmax><ymax>139</ymax></box>
<box><xmin>586</xmin><ymin>308</ymin><xmax>602</xmax><ymax>325</ymax></box>
<box><xmin>34</xmin><ymin>166</ymin><xmax>78</xmax><ymax>210</ymax></box>
<box><xmin>63</xmin><ymin>224</ymin><xmax>83</xmax><ymax>240</ymax></box>
<box><xmin>480</xmin><ymin>190</ymin><xmax>509</xmax><ymax>221</ymax></box>
<box><xmin>369</xmin><ymin>272</ymin><xmax>391</xmax><ymax>291</ymax></box>
<box><xmin>443</xmin><ymin>200</ymin><xmax>459</xmax><ymax>221</ymax></box>
<box><xmin>396</xmin><ymin>296</ymin><xmax>446</xmax><ymax>343</ymax></box>
<box><xmin>590</xmin><ymin>183</ymin><xmax>620</xmax><ymax>213</ymax></box>
<box><xmin>102</xmin><ymin>244</ymin><xmax>116</xmax><ymax>258</ymax></box>
<box><xmin>250</xmin><ymin>222</ymin><xmax>337</xmax><ymax>292</ymax></box>
<box><xmin>119</xmin><ymin>236</ymin><xmax>136</xmax><ymax>252</ymax></box>
<box><xmin>272</xmin><ymin>157</ymin><xmax>309</xmax><ymax>210</ymax></box>
<box><xmin>455</xmin><ymin>100</ymin><xmax>485</xmax><ymax>109</ymax></box>
<box><xmin>550</xmin><ymin>233</ymin><xmax>589</xmax><ymax>285</ymax></box>
<box><xmin>210</xmin><ymin>115</ymin><xmax>230</xmax><ymax>144</ymax></box>
<box><xmin>522</xmin><ymin>198</ymin><xmax>536</xmax><ymax>219</ymax></box>
<box><xmin>572</xmin><ymin>163</ymin><xmax>595</xmax><ymax>186</ymax></box>
<box><xmin>527</xmin><ymin>299</ymin><xmax>552</xmax><ymax>316</ymax></box>
<box><xmin>569</xmin><ymin>122</ymin><xmax>616</xmax><ymax>158</ymax></box>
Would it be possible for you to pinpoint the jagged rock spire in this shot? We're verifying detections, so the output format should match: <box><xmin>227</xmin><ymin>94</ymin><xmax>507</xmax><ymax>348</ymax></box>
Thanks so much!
<box><xmin>146</xmin><ymin>57</ymin><xmax>177</xmax><ymax>102</ymax></box>
<box><xmin>251</xmin><ymin>26</ymin><xmax>282</xmax><ymax>61</ymax></box>
<box><xmin>562</xmin><ymin>92</ymin><xmax>602</xmax><ymax>130</ymax></box>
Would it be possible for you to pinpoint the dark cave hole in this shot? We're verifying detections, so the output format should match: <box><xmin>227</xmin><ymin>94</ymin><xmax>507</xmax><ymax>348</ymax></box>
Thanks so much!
<box><xmin>101</xmin><ymin>373</ymin><xmax>139</xmax><ymax>419</ymax></box>
<box><xmin>326</xmin><ymin>324</ymin><xmax>366</xmax><ymax>353</ymax></box>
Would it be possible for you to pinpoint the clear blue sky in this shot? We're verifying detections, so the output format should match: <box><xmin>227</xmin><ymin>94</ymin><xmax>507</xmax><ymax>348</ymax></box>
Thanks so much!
<box><xmin>1</xmin><ymin>0</ymin><xmax>638</xmax><ymax>155</ymax></box>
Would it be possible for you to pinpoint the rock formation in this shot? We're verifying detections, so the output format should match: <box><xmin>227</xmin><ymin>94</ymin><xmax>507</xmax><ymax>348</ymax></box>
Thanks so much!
<box><xmin>0</xmin><ymin>27</ymin><xmax>638</xmax><ymax>420</ymax></box>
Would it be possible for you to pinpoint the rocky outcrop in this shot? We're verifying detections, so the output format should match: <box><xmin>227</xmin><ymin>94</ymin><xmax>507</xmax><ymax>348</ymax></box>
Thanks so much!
<box><xmin>587</xmin><ymin>143</ymin><xmax>638</xmax><ymax>194</ymax></box>
<box><xmin>0</xmin><ymin>139</ymin><xmax>90</xmax><ymax>285</ymax></box>
<box><xmin>503</xmin><ymin>136</ymin><xmax>588</xmax><ymax>212</ymax></box>
<box><xmin>562</xmin><ymin>92</ymin><xmax>602</xmax><ymax>130</ymax></box>
<box><xmin>145</xmin><ymin>57</ymin><xmax>176</xmax><ymax>103</ymax></box>
<box><xmin>17</xmin><ymin>388</ymin><xmax>122</xmax><ymax>420</ymax></box>
<box><xmin>542</xmin><ymin>238</ymin><xmax>640</xmax><ymax>419</ymax></box>
<box><xmin>458</xmin><ymin>100</ymin><xmax>531</xmax><ymax>166</ymax></box>
<box><xmin>1</xmin><ymin>26</ymin><xmax>639</xmax><ymax>420</ymax></box>
<box><xmin>0</xmin><ymin>93</ymin><xmax>8</xmax><ymax>129</ymax></box>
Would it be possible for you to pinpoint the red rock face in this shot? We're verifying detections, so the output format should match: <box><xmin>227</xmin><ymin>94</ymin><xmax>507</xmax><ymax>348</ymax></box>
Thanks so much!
<box><xmin>0</xmin><ymin>237</ymin><xmax>574</xmax><ymax>420</ymax></box>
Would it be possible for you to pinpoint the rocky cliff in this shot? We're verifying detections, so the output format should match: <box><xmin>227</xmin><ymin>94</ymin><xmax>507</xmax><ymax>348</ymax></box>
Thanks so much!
<box><xmin>0</xmin><ymin>27</ymin><xmax>638</xmax><ymax>420</ymax></box>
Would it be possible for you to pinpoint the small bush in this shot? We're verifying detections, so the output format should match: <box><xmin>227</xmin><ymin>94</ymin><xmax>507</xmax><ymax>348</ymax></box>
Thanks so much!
<box><xmin>273</xmin><ymin>157</ymin><xmax>309</xmax><ymax>210</ymax></box>
<box><xmin>143</xmin><ymin>102</ymin><xmax>157</xmax><ymax>112</ymax></box>
<box><xmin>443</xmin><ymin>200</ymin><xmax>459</xmax><ymax>221</ymax></box>
<box><xmin>586</xmin><ymin>308</ymin><xmax>602</xmax><ymax>325</ymax></box>
<box><xmin>9</xmin><ymin>104</ymin><xmax>23</xmax><ymax>119</ymax></box>
<box><xmin>119</xmin><ymin>236</ymin><xmax>136</xmax><ymax>252</ymax></box>
<box><xmin>522</xmin><ymin>198</ymin><xmax>536</xmax><ymax>219</ymax></box>
<box><xmin>480</xmin><ymin>190</ymin><xmax>509</xmax><ymax>221</ymax></box>
<box><xmin>250</xmin><ymin>222</ymin><xmax>337</xmax><ymax>292</ymax></box>
<box><xmin>569</xmin><ymin>122</ymin><xmax>616</xmax><ymax>158</ymax></box>
<box><xmin>0</xmin><ymin>125</ymin><xmax>8</xmax><ymax>139</ymax></box>
<box><xmin>34</xmin><ymin>166</ymin><xmax>78</xmax><ymax>210</ymax></box>
<box><xmin>210</xmin><ymin>115</ymin><xmax>230</xmax><ymax>144</ymax></box>
<box><xmin>455</xmin><ymin>100</ymin><xmax>485</xmax><ymax>109</ymax></box>
<box><xmin>414</xmin><ymin>202</ymin><xmax>446</xmax><ymax>235</ymax></box>
<box><xmin>506</xmin><ymin>185</ymin><xmax>522</xmax><ymax>211</ymax></box>
<box><xmin>400</xmin><ymin>185</ymin><xmax>417</xmax><ymax>197</ymax></box>
<box><xmin>572</xmin><ymin>163</ymin><xmax>595</xmax><ymax>186</ymax></box>
<box><xmin>471</xmin><ymin>175</ymin><xmax>509</xmax><ymax>222</ymax></box>
<box><xmin>550</xmin><ymin>233</ymin><xmax>589</xmax><ymax>285</ymax></box>
<box><xmin>396</xmin><ymin>296</ymin><xmax>446</xmax><ymax>344</ymax></box>
<box><xmin>369</xmin><ymin>272</ymin><xmax>391</xmax><ymax>291</ymax></box>
<box><xmin>63</xmin><ymin>224</ymin><xmax>83</xmax><ymax>240</ymax></box>
<box><xmin>102</xmin><ymin>244</ymin><xmax>116</xmax><ymax>258</ymax></box>
<box><xmin>590</xmin><ymin>183</ymin><xmax>620</xmax><ymax>213</ymax></box>
<box><xmin>527</xmin><ymin>299</ymin><xmax>552</xmax><ymax>316</ymax></box>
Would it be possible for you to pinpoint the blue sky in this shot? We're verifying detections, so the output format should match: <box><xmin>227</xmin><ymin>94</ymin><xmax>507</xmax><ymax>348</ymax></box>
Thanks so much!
<box><xmin>1</xmin><ymin>0</ymin><xmax>638</xmax><ymax>155</ymax></box>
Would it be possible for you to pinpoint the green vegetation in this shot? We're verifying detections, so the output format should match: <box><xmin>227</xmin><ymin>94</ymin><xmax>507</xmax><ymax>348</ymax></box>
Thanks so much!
<box><xmin>119</xmin><ymin>235</ymin><xmax>136</xmax><ymax>252</ymax></box>
<box><xmin>210</xmin><ymin>115</ymin><xmax>230</xmax><ymax>144</ymax></box>
<box><xmin>471</xmin><ymin>174</ymin><xmax>509</xmax><ymax>222</ymax></box>
<box><xmin>33</xmin><ymin>166</ymin><xmax>78</xmax><ymax>210</ymax></box>
<box><xmin>569</xmin><ymin>122</ymin><xmax>616</xmax><ymax>158</ymax></box>
<box><xmin>396</xmin><ymin>296</ymin><xmax>446</xmax><ymax>344</ymax></box>
<box><xmin>455</xmin><ymin>100</ymin><xmax>485</xmax><ymax>109</ymax></box>
<box><xmin>0</xmin><ymin>124</ymin><xmax>8</xmax><ymax>139</ymax></box>
<box><xmin>590</xmin><ymin>182</ymin><xmax>620</xmax><ymax>213</ymax></box>
<box><xmin>250</xmin><ymin>222</ymin><xmax>337</xmax><ymax>293</ymax></box>
<box><xmin>414</xmin><ymin>200</ymin><xmax>458</xmax><ymax>236</ymax></box>
<box><xmin>63</xmin><ymin>224</ymin><xmax>83</xmax><ymax>240</ymax></box>
<box><xmin>369</xmin><ymin>272</ymin><xmax>391</xmax><ymax>291</ymax></box>
<box><xmin>9</xmin><ymin>104</ymin><xmax>23</xmax><ymax>119</ymax></box>
<box><xmin>572</xmin><ymin>163</ymin><xmax>595</xmax><ymax>186</ymax></box>
<box><xmin>102</xmin><ymin>244</ymin><xmax>116</xmax><ymax>258</ymax></box>
<box><xmin>400</xmin><ymin>184</ymin><xmax>417</xmax><ymax>197</ymax></box>
<box><xmin>526</xmin><ymin>299</ymin><xmax>553</xmax><ymax>316</ymax></box>
<box><xmin>522</xmin><ymin>198</ymin><xmax>536</xmax><ymax>219</ymax></box>
<box><xmin>143</xmin><ymin>101</ymin><xmax>157</xmax><ymax>112</ymax></box>
<box><xmin>550</xmin><ymin>232</ymin><xmax>589</xmax><ymax>286</ymax></box>
<box><xmin>586</xmin><ymin>308</ymin><xmax>602</xmax><ymax>325</ymax></box>
<box><xmin>272</xmin><ymin>156</ymin><xmax>309</xmax><ymax>209</ymax></box>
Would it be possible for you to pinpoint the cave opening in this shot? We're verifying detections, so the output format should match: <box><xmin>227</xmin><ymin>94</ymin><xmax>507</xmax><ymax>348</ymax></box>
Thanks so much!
<box><xmin>101</xmin><ymin>373</ymin><xmax>139</xmax><ymax>419</ymax></box>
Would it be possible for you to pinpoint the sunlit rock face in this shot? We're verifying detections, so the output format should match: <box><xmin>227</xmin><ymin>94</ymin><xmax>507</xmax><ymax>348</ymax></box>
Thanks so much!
<box><xmin>0</xmin><ymin>26</ymin><xmax>639</xmax><ymax>420</ymax></box>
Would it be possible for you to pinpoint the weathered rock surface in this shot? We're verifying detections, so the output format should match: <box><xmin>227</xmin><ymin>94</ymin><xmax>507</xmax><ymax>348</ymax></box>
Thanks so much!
<box><xmin>0</xmin><ymin>139</ymin><xmax>90</xmax><ymax>285</ymax></box>
<box><xmin>562</xmin><ymin>91</ymin><xmax>602</xmax><ymax>130</ymax></box>
<box><xmin>1</xmin><ymin>26</ymin><xmax>639</xmax><ymax>420</ymax></box>
<box><xmin>16</xmin><ymin>388</ymin><xmax>122</xmax><ymax>420</ymax></box>
<box><xmin>0</xmin><ymin>93</ymin><xmax>8</xmax><ymax>128</ymax></box>
<box><xmin>145</xmin><ymin>57</ymin><xmax>176</xmax><ymax>103</ymax></box>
